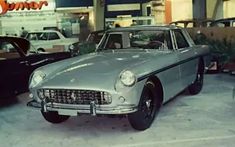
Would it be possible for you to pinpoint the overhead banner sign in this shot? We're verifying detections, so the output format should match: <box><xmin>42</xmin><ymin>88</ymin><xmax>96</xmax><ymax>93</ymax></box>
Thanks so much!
<box><xmin>0</xmin><ymin>0</ymin><xmax>48</xmax><ymax>15</ymax></box>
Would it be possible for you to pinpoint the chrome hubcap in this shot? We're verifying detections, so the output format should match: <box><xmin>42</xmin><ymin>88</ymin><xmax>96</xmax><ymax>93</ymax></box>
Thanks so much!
<box><xmin>146</xmin><ymin>99</ymin><xmax>152</xmax><ymax>109</ymax></box>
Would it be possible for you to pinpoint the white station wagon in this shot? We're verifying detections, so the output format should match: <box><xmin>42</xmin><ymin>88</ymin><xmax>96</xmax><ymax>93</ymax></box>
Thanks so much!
<box><xmin>25</xmin><ymin>30</ymin><xmax>78</xmax><ymax>52</ymax></box>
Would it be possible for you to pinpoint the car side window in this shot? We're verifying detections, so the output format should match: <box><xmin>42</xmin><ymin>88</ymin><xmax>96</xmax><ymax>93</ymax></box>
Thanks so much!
<box><xmin>215</xmin><ymin>22</ymin><xmax>225</xmax><ymax>27</ymax></box>
<box><xmin>48</xmin><ymin>32</ymin><xmax>60</xmax><ymax>40</ymax></box>
<box><xmin>173</xmin><ymin>30</ymin><xmax>189</xmax><ymax>49</ymax></box>
<box><xmin>105</xmin><ymin>34</ymin><xmax>123</xmax><ymax>49</ymax></box>
<box><xmin>164</xmin><ymin>31</ymin><xmax>173</xmax><ymax>49</ymax></box>
<box><xmin>39</xmin><ymin>33</ymin><xmax>49</xmax><ymax>40</ymax></box>
<box><xmin>26</xmin><ymin>34</ymin><xmax>37</xmax><ymax>40</ymax></box>
<box><xmin>0</xmin><ymin>41</ymin><xmax>20</xmax><ymax>59</ymax></box>
<box><xmin>214</xmin><ymin>21</ymin><xmax>230</xmax><ymax>27</ymax></box>
<box><xmin>232</xmin><ymin>21</ymin><xmax>235</xmax><ymax>27</ymax></box>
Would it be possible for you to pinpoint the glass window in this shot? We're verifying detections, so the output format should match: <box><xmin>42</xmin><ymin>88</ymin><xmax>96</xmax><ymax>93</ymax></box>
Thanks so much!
<box><xmin>26</xmin><ymin>33</ymin><xmax>38</xmax><ymax>40</ymax></box>
<box><xmin>38</xmin><ymin>33</ymin><xmax>49</xmax><ymax>40</ymax></box>
<box><xmin>232</xmin><ymin>21</ymin><xmax>235</xmax><ymax>27</ymax></box>
<box><xmin>105</xmin><ymin>34</ymin><xmax>123</xmax><ymax>49</ymax></box>
<box><xmin>214</xmin><ymin>21</ymin><xmax>231</xmax><ymax>27</ymax></box>
<box><xmin>129</xmin><ymin>30</ymin><xmax>171</xmax><ymax>50</ymax></box>
<box><xmin>99</xmin><ymin>30</ymin><xmax>172</xmax><ymax>51</ymax></box>
<box><xmin>48</xmin><ymin>33</ymin><xmax>60</xmax><ymax>40</ymax></box>
<box><xmin>174</xmin><ymin>30</ymin><xmax>189</xmax><ymax>49</ymax></box>
<box><xmin>0</xmin><ymin>41</ymin><xmax>20</xmax><ymax>59</ymax></box>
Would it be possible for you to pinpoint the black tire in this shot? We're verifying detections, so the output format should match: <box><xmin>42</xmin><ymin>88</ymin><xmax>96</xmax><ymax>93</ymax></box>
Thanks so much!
<box><xmin>188</xmin><ymin>60</ymin><xmax>204</xmax><ymax>95</ymax></box>
<box><xmin>41</xmin><ymin>111</ymin><xmax>70</xmax><ymax>124</ymax></box>
<box><xmin>128</xmin><ymin>81</ymin><xmax>161</xmax><ymax>131</ymax></box>
<box><xmin>37</xmin><ymin>48</ymin><xmax>45</xmax><ymax>52</ymax></box>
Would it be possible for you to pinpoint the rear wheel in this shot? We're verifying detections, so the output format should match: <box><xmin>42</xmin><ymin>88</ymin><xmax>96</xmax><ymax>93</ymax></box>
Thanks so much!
<box><xmin>188</xmin><ymin>60</ymin><xmax>204</xmax><ymax>95</ymax></box>
<box><xmin>128</xmin><ymin>81</ymin><xmax>161</xmax><ymax>131</ymax></box>
<box><xmin>37</xmin><ymin>48</ymin><xmax>45</xmax><ymax>52</ymax></box>
<box><xmin>41</xmin><ymin>111</ymin><xmax>70</xmax><ymax>124</ymax></box>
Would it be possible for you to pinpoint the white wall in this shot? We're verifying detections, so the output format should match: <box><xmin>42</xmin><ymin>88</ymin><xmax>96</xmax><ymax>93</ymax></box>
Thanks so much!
<box><xmin>0</xmin><ymin>12</ymin><xmax>57</xmax><ymax>36</ymax></box>
<box><xmin>223</xmin><ymin>0</ymin><xmax>235</xmax><ymax>18</ymax></box>
<box><xmin>171</xmin><ymin>0</ymin><xmax>192</xmax><ymax>21</ymax></box>
<box><xmin>0</xmin><ymin>0</ymin><xmax>56</xmax><ymax>35</ymax></box>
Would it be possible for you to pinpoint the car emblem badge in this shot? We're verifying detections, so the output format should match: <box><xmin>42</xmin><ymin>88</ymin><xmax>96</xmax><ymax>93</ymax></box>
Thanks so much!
<box><xmin>71</xmin><ymin>92</ymin><xmax>76</xmax><ymax>101</ymax></box>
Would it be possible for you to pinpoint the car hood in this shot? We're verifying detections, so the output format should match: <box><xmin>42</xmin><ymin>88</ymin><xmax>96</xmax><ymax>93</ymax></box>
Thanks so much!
<box><xmin>40</xmin><ymin>49</ymin><xmax>168</xmax><ymax>90</ymax></box>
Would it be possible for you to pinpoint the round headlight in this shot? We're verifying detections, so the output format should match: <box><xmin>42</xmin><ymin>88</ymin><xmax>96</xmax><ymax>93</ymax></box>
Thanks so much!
<box><xmin>30</xmin><ymin>70</ymin><xmax>46</xmax><ymax>88</ymax></box>
<box><xmin>120</xmin><ymin>70</ymin><xmax>136</xmax><ymax>86</ymax></box>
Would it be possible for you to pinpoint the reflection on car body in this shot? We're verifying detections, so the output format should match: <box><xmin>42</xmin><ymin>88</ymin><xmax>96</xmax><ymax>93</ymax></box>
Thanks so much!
<box><xmin>28</xmin><ymin>26</ymin><xmax>210</xmax><ymax>130</ymax></box>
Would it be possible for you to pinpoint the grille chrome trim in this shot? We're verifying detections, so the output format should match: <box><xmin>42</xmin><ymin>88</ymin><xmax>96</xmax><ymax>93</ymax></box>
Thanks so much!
<box><xmin>37</xmin><ymin>89</ymin><xmax>112</xmax><ymax>105</ymax></box>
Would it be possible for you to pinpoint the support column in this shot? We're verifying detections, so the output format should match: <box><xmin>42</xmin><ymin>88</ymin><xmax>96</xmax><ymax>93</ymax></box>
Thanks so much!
<box><xmin>193</xmin><ymin>0</ymin><xmax>206</xmax><ymax>19</ymax></box>
<box><xmin>212</xmin><ymin>0</ymin><xmax>223</xmax><ymax>19</ymax></box>
<box><xmin>93</xmin><ymin>0</ymin><xmax>105</xmax><ymax>31</ymax></box>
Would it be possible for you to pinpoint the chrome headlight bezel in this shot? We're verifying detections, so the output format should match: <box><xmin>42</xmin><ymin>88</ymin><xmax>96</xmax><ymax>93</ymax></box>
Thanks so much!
<box><xmin>29</xmin><ymin>70</ymin><xmax>46</xmax><ymax>88</ymax></box>
<box><xmin>120</xmin><ymin>70</ymin><xmax>136</xmax><ymax>87</ymax></box>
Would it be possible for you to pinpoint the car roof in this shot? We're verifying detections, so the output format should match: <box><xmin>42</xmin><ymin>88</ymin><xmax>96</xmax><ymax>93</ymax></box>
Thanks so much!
<box><xmin>213</xmin><ymin>17</ymin><xmax>235</xmax><ymax>22</ymax></box>
<box><xmin>170</xmin><ymin>18</ymin><xmax>213</xmax><ymax>23</ymax></box>
<box><xmin>106</xmin><ymin>25</ymin><xmax>182</xmax><ymax>32</ymax></box>
<box><xmin>28</xmin><ymin>30</ymin><xmax>59</xmax><ymax>33</ymax></box>
<box><xmin>210</xmin><ymin>17</ymin><xmax>235</xmax><ymax>25</ymax></box>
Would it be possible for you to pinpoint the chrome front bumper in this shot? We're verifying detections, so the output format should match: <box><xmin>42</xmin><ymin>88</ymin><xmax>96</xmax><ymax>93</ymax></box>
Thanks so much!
<box><xmin>27</xmin><ymin>100</ymin><xmax>137</xmax><ymax>116</ymax></box>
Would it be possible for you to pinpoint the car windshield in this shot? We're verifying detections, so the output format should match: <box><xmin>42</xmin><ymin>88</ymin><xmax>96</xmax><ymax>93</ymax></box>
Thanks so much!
<box><xmin>26</xmin><ymin>32</ymin><xmax>48</xmax><ymax>41</ymax></box>
<box><xmin>98</xmin><ymin>29</ymin><xmax>172</xmax><ymax>51</ymax></box>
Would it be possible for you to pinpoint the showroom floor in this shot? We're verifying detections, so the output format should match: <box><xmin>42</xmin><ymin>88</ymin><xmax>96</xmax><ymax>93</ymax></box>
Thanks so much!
<box><xmin>0</xmin><ymin>74</ymin><xmax>235</xmax><ymax>147</ymax></box>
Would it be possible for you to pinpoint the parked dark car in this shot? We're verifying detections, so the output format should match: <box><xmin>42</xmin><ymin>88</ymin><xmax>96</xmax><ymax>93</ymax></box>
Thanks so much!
<box><xmin>0</xmin><ymin>36</ymin><xmax>72</xmax><ymax>98</ymax></box>
<box><xmin>210</xmin><ymin>17</ymin><xmax>235</xmax><ymax>27</ymax></box>
<box><xmin>170</xmin><ymin>19</ymin><xmax>213</xmax><ymax>28</ymax></box>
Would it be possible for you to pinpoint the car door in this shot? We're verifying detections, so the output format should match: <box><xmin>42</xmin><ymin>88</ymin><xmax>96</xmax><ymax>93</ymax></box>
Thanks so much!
<box><xmin>158</xmin><ymin>30</ymin><xmax>182</xmax><ymax>102</ymax></box>
<box><xmin>0</xmin><ymin>40</ymin><xmax>30</xmax><ymax>95</ymax></box>
<box><xmin>47</xmin><ymin>32</ymin><xmax>61</xmax><ymax>51</ymax></box>
<box><xmin>37</xmin><ymin>32</ymin><xmax>51</xmax><ymax>50</ymax></box>
<box><xmin>172</xmin><ymin>29</ymin><xmax>198</xmax><ymax>88</ymax></box>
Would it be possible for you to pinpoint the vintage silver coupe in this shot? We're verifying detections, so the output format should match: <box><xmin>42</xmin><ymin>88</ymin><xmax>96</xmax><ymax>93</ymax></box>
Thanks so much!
<box><xmin>27</xmin><ymin>26</ymin><xmax>210</xmax><ymax>130</ymax></box>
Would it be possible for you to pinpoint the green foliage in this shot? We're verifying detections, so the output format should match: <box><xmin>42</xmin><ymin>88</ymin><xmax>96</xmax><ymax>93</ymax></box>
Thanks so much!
<box><xmin>194</xmin><ymin>33</ymin><xmax>235</xmax><ymax>65</ymax></box>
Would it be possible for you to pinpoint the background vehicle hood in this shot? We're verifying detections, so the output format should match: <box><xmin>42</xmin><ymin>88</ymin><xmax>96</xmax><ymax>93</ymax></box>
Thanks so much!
<box><xmin>40</xmin><ymin>49</ymin><xmax>168</xmax><ymax>89</ymax></box>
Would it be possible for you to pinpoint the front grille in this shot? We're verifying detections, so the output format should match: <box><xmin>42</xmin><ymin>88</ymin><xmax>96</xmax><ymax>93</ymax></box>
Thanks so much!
<box><xmin>37</xmin><ymin>89</ymin><xmax>112</xmax><ymax>105</ymax></box>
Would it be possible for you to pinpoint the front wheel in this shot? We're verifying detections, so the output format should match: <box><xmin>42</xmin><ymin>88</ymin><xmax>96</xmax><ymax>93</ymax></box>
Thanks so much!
<box><xmin>128</xmin><ymin>81</ymin><xmax>161</xmax><ymax>131</ymax></box>
<box><xmin>37</xmin><ymin>48</ymin><xmax>45</xmax><ymax>52</ymax></box>
<box><xmin>41</xmin><ymin>111</ymin><xmax>70</xmax><ymax>124</ymax></box>
<box><xmin>188</xmin><ymin>60</ymin><xmax>204</xmax><ymax>95</ymax></box>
